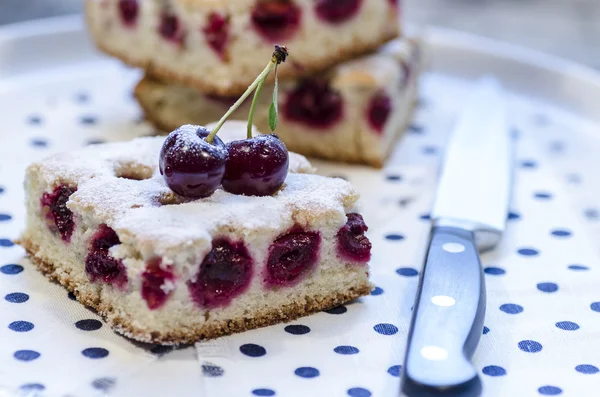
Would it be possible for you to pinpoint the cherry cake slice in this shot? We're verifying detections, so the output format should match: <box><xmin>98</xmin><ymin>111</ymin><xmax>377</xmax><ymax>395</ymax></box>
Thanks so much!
<box><xmin>135</xmin><ymin>37</ymin><xmax>422</xmax><ymax>168</ymax></box>
<box><xmin>17</xmin><ymin>121</ymin><xmax>372</xmax><ymax>345</ymax></box>
<box><xmin>85</xmin><ymin>0</ymin><xmax>400</xmax><ymax>96</ymax></box>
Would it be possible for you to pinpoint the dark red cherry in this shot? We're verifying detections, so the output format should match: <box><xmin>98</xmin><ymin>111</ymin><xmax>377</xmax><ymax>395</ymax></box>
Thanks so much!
<box><xmin>159</xmin><ymin>125</ymin><xmax>227</xmax><ymax>198</ymax></box>
<box><xmin>336</xmin><ymin>213</ymin><xmax>371</xmax><ymax>263</ymax></box>
<box><xmin>284</xmin><ymin>79</ymin><xmax>343</xmax><ymax>129</ymax></box>
<box><xmin>141</xmin><ymin>259</ymin><xmax>175</xmax><ymax>310</ymax></box>
<box><xmin>40</xmin><ymin>185</ymin><xmax>77</xmax><ymax>242</ymax></box>
<box><xmin>222</xmin><ymin>135</ymin><xmax>289</xmax><ymax>196</ymax></box>
<box><xmin>159</xmin><ymin>12</ymin><xmax>184</xmax><ymax>44</ymax></box>
<box><xmin>203</xmin><ymin>13</ymin><xmax>229</xmax><ymax>58</ymax></box>
<box><xmin>118</xmin><ymin>0</ymin><xmax>139</xmax><ymax>27</ymax></box>
<box><xmin>266</xmin><ymin>231</ymin><xmax>320</xmax><ymax>287</ymax></box>
<box><xmin>188</xmin><ymin>239</ymin><xmax>253</xmax><ymax>308</ymax></box>
<box><xmin>367</xmin><ymin>92</ymin><xmax>391</xmax><ymax>133</ymax></box>
<box><xmin>251</xmin><ymin>1</ymin><xmax>301</xmax><ymax>41</ymax></box>
<box><xmin>85</xmin><ymin>224</ymin><xmax>128</xmax><ymax>288</ymax></box>
<box><xmin>315</xmin><ymin>0</ymin><xmax>362</xmax><ymax>24</ymax></box>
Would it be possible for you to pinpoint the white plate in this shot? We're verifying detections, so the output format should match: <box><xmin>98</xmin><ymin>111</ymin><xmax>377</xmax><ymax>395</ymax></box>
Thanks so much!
<box><xmin>1</xmin><ymin>15</ymin><xmax>600</xmax><ymax>397</ymax></box>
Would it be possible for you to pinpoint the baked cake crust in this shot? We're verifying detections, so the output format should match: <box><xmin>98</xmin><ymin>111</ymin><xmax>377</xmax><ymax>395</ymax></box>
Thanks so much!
<box><xmin>85</xmin><ymin>0</ymin><xmax>400</xmax><ymax>96</ymax></box>
<box><xmin>17</xmin><ymin>122</ymin><xmax>373</xmax><ymax>344</ymax></box>
<box><xmin>135</xmin><ymin>37</ymin><xmax>422</xmax><ymax>167</ymax></box>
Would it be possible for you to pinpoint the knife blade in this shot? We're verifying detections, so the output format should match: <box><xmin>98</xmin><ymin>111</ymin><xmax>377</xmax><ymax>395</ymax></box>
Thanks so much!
<box><xmin>401</xmin><ymin>78</ymin><xmax>512</xmax><ymax>397</ymax></box>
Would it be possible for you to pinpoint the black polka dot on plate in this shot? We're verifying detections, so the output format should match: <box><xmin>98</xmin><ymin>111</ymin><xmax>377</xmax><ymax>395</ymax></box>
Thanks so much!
<box><xmin>520</xmin><ymin>160</ymin><xmax>538</xmax><ymax>169</ymax></box>
<box><xmin>9</xmin><ymin>321</ymin><xmax>34</xmax><ymax>332</ymax></box>
<box><xmin>86</xmin><ymin>138</ymin><xmax>106</xmax><ymax>145</ymax></box>
<box><xmin>484</xmin><ymin>267</ymin><xmax>505</xmax><ymax>276</ymax></box>
<box><xmin>325</xmin><ymin>306</ymin><xmax>347</xmax><ymax>315</ymax></box>
<box><xmin>584</xmin><ymin>208</ymin><xmax>599</xmax><ymax>220</ymax></box>
<box><xmin>82</xmin><ymin>347</ymin><xmax>109</xmax><ymax>359</ymax></box>
<box><xmin>0</xmin><ymin>238</ymin><xmax>15</xmax><ymax>247</ymax></box>
<box><xmin>483</xmin><ymin>326</ymin><xmax>490</xmax><ymax>335</ymax></box>
<box><xmin>333</xmin><ymin>345</ymin><xmax>359</xmax><ymax>355</ymax></box>
<box><xmin>518</xmin><ymin>340</ymin><xmax>543</xmax><ymax>353</ymax></box>
<box><xmin>5</xmin><ymin>292</ymin><xmax>29</xmax><ymax>303</ymax></box>
<box><xmin>482</xmin><ymin>365</ymin><xmax>506</xmax><ymax>376</ymax></box>
<box><xmin>555</xmin><ymin>321</ymin><xmax>579</xmax><ymax>331</ymax></box>
<box><xmin>396</xmin><ymin>267</ymin><xmax>418</xmax><ymax>277</ymax></box>
<box><xmin>507</xmin><ymin>211</ymin><xmax>521</xmax><ymax>221</ymax></box>
<box><xmin>19</xmin><ymin>384</ymin><xmax>45</xmax><ymax>392</ymax></box>
<box><xmin>1</xmin><ymin>264</ymin><xmax>24</xmax><ymax>274</ymax></box>
<box><xmin>75</xmin><ymin>319</ymin><xmax>103</xmax><ymax>331</ymax></box>
<box><xmin>420</xmin><ymin>213</ymin><xmax>431</xmax><ymax>221</ymax></box>
<box><xmin>568</xmin><ymin>264</ymin><xmax>588</xmax><ymax>271</ymax></box>
<box><xmin>385</xmin><ymin>234</ymin><xmax>404</xmax><ymax>241</ymax></box>
<box><xmin>373</xmin><ymin>323</ymin><xmax>398</xmax><ymax>335</ymax></box>
<box><xmin>0</xmin><ymin>214</ymin><xmax>12</xmax><ymax>222</ymax></box>
<box><xmin>91</xmin><ymin>377</ymin><xmax>116</xmax><ymax>391</ymax></box>
<box><xmin>590</xmin><ymin>302</ymin><xmax>600</xmax><ymax>312</ymax></box>
<box><xmin>30</xmin><ymin>138</ymin><xmax>49</xmax><ymax>148</ymax></box>
<box><xmin>14</xmin><ymin>350</ymin><xmax>41</xmax><ymax>361</ymax></box>
<box><xmin>252</xmin><ymin>389</ymin><xmax>276</xmax><ymax>396</ymax></box>
<box><xmin>347</xmin><ymin>387</ymin><xmax>372</xmax><ymax>397</ymax></box>
<box><xmin>370</xmin><ymin>286</ymin><xmax>384</xmax><ymax>296</ymax></box>
<box><xmin>27</xmin><ymin>115</ymin><xmax>42</xmax><ymax>125</ymax></box>
<box><xmin>538</xmin><ymin>385</ymin><xmax>562</xmax><ymax>395</ymax></box>
<box><xmin>551</xmin><ymin>229</ymin><xmax>572</xmax><ymax>238</ymax></box>
<box><xmin>239</xmin><ymin>344</ymin><xmax>266</xmax><ymax>357</ymax></box>
<box><xmin>0</xmin><ymin>186</ymin><xmax>4</xmax><ymax>194</ymax></box>
<box><xmin>499</xmin><ymin>303</ymin><xmax>523</xmax><ymax>314</ymax></box>
<box><xmin>202</xmin><ymin>363</ymin><xmax>224</xmax><ymax>377</ymax></box>
<box><xmin>537</xmin><ymin>282</ymin><xmax>558</xmax><ymax>293</ymax></box>
<box><xmin>284</xmin><ymin>325</ymin><xmax>310</xmax><ymax>335</ymax></box>
<box><xmin>386</xmin><ymin>174</ymin><xmax>402</xmax><ymax>182</ymax></box>
<box><xmin>387</xmin><ymin>365</ymin><xmax>401</xmax><ymax>377</ymax></box>
<box><xmin>294</xmin><ymin>367</ymin><xmax>319</xmax><ymax>378</ymax></box>
<box><xmin>517</xmin><ymin>248</ymin><xmax>539</xmax><ymax>256</ymax></box>
<box><xmin>575</xmin><ymin>364</ymin><xmax>599</xmax><ymax>374</ymax></box>
<box><xmin>80</xmin><ymin>115</ymin><xmax>98</xmax><ymax>125</ymax></box>
<box><xmin>534</xmin><ymin>192</ymin><xmax>553</xmax><ymax>200</ymax></box>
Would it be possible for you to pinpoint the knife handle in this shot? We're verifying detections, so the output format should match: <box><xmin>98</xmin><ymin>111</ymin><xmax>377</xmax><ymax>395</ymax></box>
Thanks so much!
<box><xmin>401</xmin><ymin>226</ymin><xmax>486</xmax><ymax>397</ymax></box>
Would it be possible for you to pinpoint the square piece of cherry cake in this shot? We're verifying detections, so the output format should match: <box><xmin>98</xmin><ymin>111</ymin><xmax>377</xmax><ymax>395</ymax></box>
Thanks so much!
<box><xmin>18</xmin><ymin>123</ymin><xmax>373</xmax><ymax>344</ymax></box>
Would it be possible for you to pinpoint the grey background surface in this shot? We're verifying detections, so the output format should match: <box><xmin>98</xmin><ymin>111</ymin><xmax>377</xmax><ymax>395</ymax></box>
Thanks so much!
<box><xmin>0</xmin><ymin>0</ymin><xmax>598</xmax><ymax>69</ymax></box>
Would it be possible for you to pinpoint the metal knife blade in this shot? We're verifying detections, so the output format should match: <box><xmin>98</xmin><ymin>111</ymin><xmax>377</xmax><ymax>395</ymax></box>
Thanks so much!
<box><xmin>432</xmin><ymin>77</ymin><xmax>512</xmax><ymax>250</ymax></box>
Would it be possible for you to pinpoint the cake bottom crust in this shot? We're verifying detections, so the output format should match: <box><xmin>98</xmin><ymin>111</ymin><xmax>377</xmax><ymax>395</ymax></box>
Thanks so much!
<box><xmin>19</xmin><ymin>237</ymin><xmax>372</xmax><ymax>345</ymax></box>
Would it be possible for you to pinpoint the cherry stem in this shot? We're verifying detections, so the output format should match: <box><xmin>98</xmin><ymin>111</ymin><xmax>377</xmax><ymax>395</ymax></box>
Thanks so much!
<box><xmin>207</xmin><ymin>45</ymin><xmax>288</xmax><ymax>144</ymax></box>
<box><xmin>207</xmin><ymin>60</ymin><xmax>275</xmax><ymax>143</ymax></box>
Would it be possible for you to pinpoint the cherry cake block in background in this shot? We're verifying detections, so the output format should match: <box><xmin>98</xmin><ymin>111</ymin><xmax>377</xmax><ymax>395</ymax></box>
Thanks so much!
<box><xmin>136</xmin><ymin>37</ymin><xmax>421</xmax><ymax>167</ymax></box>
<box><xmin>17</xmin><ymin>121</ymin><xmax>373</xmax><ymax>345</ymax></box>
<box><xmin>85</xmin><ymin>0</ymin><xmax>400</xmax><ymax>96</ymax></box>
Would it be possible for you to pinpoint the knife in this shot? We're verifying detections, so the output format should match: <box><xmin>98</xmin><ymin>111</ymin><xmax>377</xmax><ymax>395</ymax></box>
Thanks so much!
<box><xmin>401</xmin><ymin>78</ymin><xmax>512</xmax><ymax>397</ymax></box>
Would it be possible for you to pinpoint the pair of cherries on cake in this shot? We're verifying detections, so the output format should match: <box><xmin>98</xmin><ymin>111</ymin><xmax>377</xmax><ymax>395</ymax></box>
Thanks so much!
<box><xmin>160</xmin><ymin>46</ymin><xmax>289</xmax><ymax>198</ymax></box>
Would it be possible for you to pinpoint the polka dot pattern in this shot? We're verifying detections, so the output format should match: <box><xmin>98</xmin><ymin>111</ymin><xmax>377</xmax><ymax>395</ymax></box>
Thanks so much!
<box><xmin>1</xmin><ymin>264</ymin><xmax>23</xmax><ymax>274</ymax></box>
<box><xmin>295</xmin><ymin>367</ymin><xmax>319</xmax><ymax>378</ymax></box>
<box><xmin>82</xmin><ymin>348</ymin><xmax>109</xmax><ymax>359</ymax></box>
<box><xmin>347</xmin><ymin>387</ymin><xmax>372</xmax><ymax>397</ymax></box>
<box><xmin>575</xmin><ymin>364</ymin><xmax>599</xmax><ymax>374</ymax></box>
<box><xmin>252</xmin><ymin>389</ymin><xmax>276</xmax><ymax>396</ymax></box>
<box><xmin>482</xmin><ymin>365</ymin><xmax>506</xmax><ymax>376</ymax></box>
<box><xmin>500</xmin><ymin>304</ymin><xmax>524</xmax><ymax>314</ymax></box>
<box><xmin>555</xmin><ymin>321</ymin><xmax>579</xmax><ymax>331</ymax></box>
<box><xmin>14</xmin><ymin>350</ymin><xmax>41</xmax><ymax>361</ymax></box>
<box><xmin>387</xmin><ymin>365</ymin><xmax>401</xmax><ymax>377</ymax></box>
<box><xmin>9</xmin><ymin>321</ymin><xmax>34</xmax><ymax>332</ymax></box>
<box><xmin>396</xmin><ymin>267</ymin><xmax>419</xmax><ymax>277</ymax></box>
<box><xmin>75</xmin><ymin>319</ymin><xmax>103</xmax><ymax>331</ymax></box>
<box><xmin>373</xmin><ymin>323</ymin><xmax>398</xmax><ymax>335</ymax></box>
<box><xmin>240</xmin><ymin>344</ymin><xmax>267</xmax><ymax>357</ymax></box>
<box><xmin>518</xmin><ymin>340</ymin><xmax>543</xmax><ymax>353</ymax></box>
<box><xmin>537</xmin><ymin>282</ymin><xmax>559</xmax><ymax>293</ymax></box>
<box><xmin>333</xmin><ymin>346</ymin><xmax>359</xmax><ymax>355</ymax></box>
<box><xmin>5</xmin><ymin>292</ymin><xmax>29</xmax><ymax>303</ymax></box>
<box><xmin>284</xmin><ymin>325</ymin><xmax>310</xmax><ymax>335</ymax></box>
<box><xmin>538</xmin><ymin>386</ymin><xmax>562</xmax><ymax>395</ymax></box>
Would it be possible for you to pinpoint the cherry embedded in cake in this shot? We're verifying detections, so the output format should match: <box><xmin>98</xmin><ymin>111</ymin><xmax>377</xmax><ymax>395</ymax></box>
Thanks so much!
<box><xmin>251</xmin><ymin>0</ymin><xmax>302</xmax><ymax>41</ymax></box>
<box><xmin>203</xmin><ymin>12</ymin><xmax>229</xmax><ymax>58</ymax></box>
<box><xmin>367</xmin><ymin>92</ymin><xmax>392</xmax><ymax>133</ymax></box>
<box><xmin>159</xmin><ymin>11</ymin><xmax>184</xmax><ymax>44</ymax></box>
<box><xmin>118</xmin><ymin>0</ymin><xmax>139</xmax><ymax>27</ymax></box>
<box><xmin>284</xmin><ymin>79</ymin><xmax>344</xmax><ymax>129</ymax></box>
<box><xmin>315</xmin><ymin>0</ymin><xmax>362</xmax><ymax>24</ymax></box>
<box><xmin>18</xmin><ymin>121</ymin><xmax>372</xmax><ymax>344</ymax></box>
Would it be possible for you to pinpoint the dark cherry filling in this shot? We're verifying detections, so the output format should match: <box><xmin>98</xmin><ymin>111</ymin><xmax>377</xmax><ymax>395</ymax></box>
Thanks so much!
<box><xmin>251</xmin><ymin>1</ymin><xmax>301</xmax><ymax>41</ymax></box>
<box><xmin>283</xmin><ymin>79</ymin><xmax>343</xmax><ymax>129</ymax></box>
<box><xmin>118</xmin><ymin>0</ymin><xmax>139</xmax><ymax>27</ymax></box>
<box><xmin>159</xmin><ymin>12</ymin><xmax>184</xmax><ymax>44</ymax></box>
<box><xmin>315</xmin><ymin>0</ymin><xmax>362</xmax><ymax>24</ymax></box>
<box><xmin>85</xmin><ymin>224</ymin><xmax>128</xmax><ymax>288</ymax></box>
<box><xmin>367</xmin><ymin>92</ymin><xmax>392</xmax><ymax>133</ymax></box>
<box><xmin>141</xmin><ymin>259</ymin><xmax>175</xmax><ymax>310</ymax></box>
<box><xmin>266</xmin><ymin>231</ymin><xmax>320</xmax><ymax>287</ymax></box>
<box><xmin>41</xmin><ymin>185</ymin><xmax>77</xmax><ymax>242</ymax></box>
<box><xmin>336</xmin><ymin>213</ymin><xmax>371</xmax><ymax>263</ymax></box>
<box><xmin>188</xmin><ymin>239</ymin><xmax>253</xmax><ymax>308</ymax></box>
<box><xmin>203</xmin><ymin>12</ymin><xmax>229</xmax><ymax>58</ymax></box>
